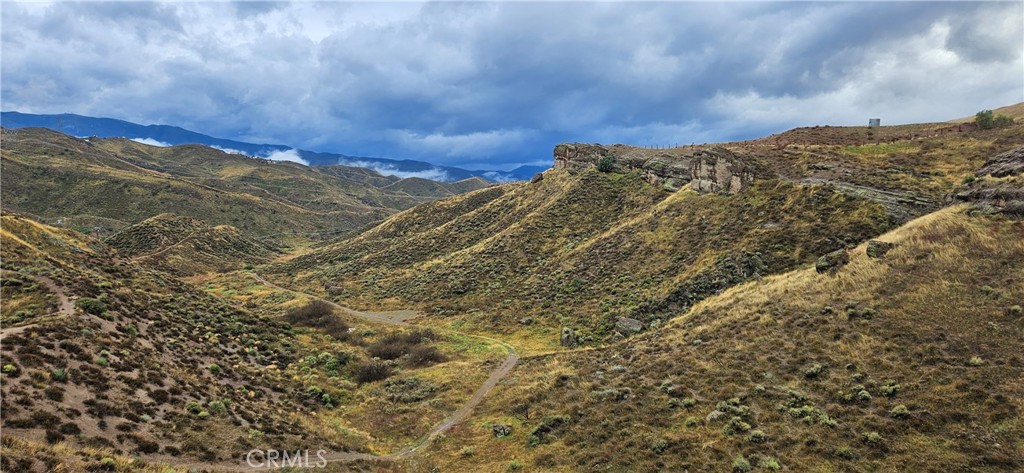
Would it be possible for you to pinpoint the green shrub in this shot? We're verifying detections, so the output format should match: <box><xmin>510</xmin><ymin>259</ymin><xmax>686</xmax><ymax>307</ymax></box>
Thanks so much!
<box><xmin>890</xmin><ymin>404</ymin><xmax>910</xmax><ymax>419</ymax></box>
<box><xmin>722</xmin><ymin>416</ymin><xmax>752</xmax><ymax>435</ymax></box>
<box><xmin>2</xmin><ymin>364</ymin><xmax>18</xmax><ymax>375</ymax></box>
<box><xmin>879</xmin><ymin>381</ymin><xmax>901</xmax><ymax>397</ymax></box>
<box><xmin>758</xmin><ymin>457</ymin><xmax>782</xmax><ymax>471</ymax></box>
<box><xmin>976</xmin><ymin>109</ymin><xmax>1015</xmax><ymax>129</ymax></box>
<box><xmin>969</xmin><ymin>356</ymin><xmax>984</xmax><ymax>366</ymax></box>
<box><xmin>208</xmin><ymin>363</ymin><xmax>222</xmax><ymax>374</ymax></box>
<box><xmin>597</xmin><ymin>155</ymin><xmax>615</xmax><ymax>172</ymax></box>
<box><xmin>747</xmin><ymin>429</ymin><xmax>768</xmax><ymax>443</ymax></box>
<box><xmin>732</xmin><ymin>455</ymin><xmax>751</xmax><ymax>473</ymax></box>
<box><xmin>76</xmin><ymin>298</ymin><xmax>107</xmax><ymax>315</ymax></box>
<box><xmin>862</xmin><ymin>431</ymin><xmax>884</xmax><ymax>447</ymax></box>
<box><xmin>384</xmin><ymin>377</ymin><xmax>437</xmax><ymax>403</ymax></box>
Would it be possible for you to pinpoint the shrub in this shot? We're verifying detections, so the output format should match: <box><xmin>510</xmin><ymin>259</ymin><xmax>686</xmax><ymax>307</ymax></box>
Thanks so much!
<box><xmin>747</xmin><ymin>430</ymin><xmax>768</xmax><ymax>443</ymax></box>
<box><xmin>862</xmin><ymin>431</ymin><xmax>884</xmax><ymax>447</ymax></box>
<box><xmin>284</xmin><ymin>300</ymin><xmax>349</xmax><ymax>340</ymax></box>
<box><xmin>962</xmin><ymin>175</ymin><xmax>977</xmax><ymax>184</ymax></box>
<box><xmin>969</xmin><ymin>356</ymin><xmax>984</xmax><ymax>366</ymax></box>
<box><xmin>385</xmin><ymin>377</ymin><xmax>437</xmax><ymax>403</ymax></box>
<box><xmin>208</xmin><ymin>363</ymin><xmax>222</xmax><ymax>375</ymax></box>
<box><xmin>51</xmin><ymin>368</ymin><xmax>69</xmax><ymax>382</ymax></box>
<box><xmin>597</xmin><ymin>155</ymin><xmax>615</xmax><ymax>172</ymax></box>
<box><xmin>732</xmin><ymin>455</ymin><xmax>751</xmax><ymax>473</ymax></box>
<box><xmin>804</xmin><ymin>363</ymin><xmax>825</xmax><ymax>379</ymax></box>
<box><xmin>2</xmin><ymin>364</ymin><xmax>18</xmax><ymax>375</ymax></box>
<box><xmin>976</xmin><ymin>109</ymin><xmax>1015</xmax><ymax>129</ymax></box>
<box><xmin>879</xmin><ymin>381</ymin><xmax>901</xmax><ymax>397</ymax></box>
<box><xmin>722</xmin><ymin>416</ymin><xmax>752</xmax><ymax>435</ymax></box>
<box><xmin>76</xmin><ymin>298</ymin><xmax>107</xmax><ymax>316</ymax></box>
<box><xmin>408</xmin><ymin>345</ymin><xmax>446</xmax><ymax>366</ymax></box>
<box><xmin>890</xmin><ymin>404</ymin><xmax>910</xmax><ymax>419</ymax></box>
<box><xmin>354</xmin><ymin>360</ymin><xmax>391</xmax><ymax>384</ymax></box>
<box><xmin>758</xmin><ymin>457</ymin><xmax>782</xmax><ymax>471</ymax></box>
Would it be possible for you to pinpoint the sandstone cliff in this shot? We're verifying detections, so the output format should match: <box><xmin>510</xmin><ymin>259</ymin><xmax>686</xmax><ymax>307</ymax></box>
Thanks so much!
<box><xmin>552</xmin><ymin>143</ymin><xmax>760</xmax><ymax>194</ymax></box>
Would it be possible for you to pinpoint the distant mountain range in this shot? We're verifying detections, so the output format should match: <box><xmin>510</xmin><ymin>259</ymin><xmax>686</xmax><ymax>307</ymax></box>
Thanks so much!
<box><xmin>0</xmin><ymin>111</ymin><xmax>545</xmax><ymax>182</ymax></box>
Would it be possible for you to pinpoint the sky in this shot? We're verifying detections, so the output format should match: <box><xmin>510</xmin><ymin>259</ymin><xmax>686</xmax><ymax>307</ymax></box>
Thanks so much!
<box><xmin>2</xmin><ymin>1</ymin><xmax>1022</xmax><ymax>171</ymax></box>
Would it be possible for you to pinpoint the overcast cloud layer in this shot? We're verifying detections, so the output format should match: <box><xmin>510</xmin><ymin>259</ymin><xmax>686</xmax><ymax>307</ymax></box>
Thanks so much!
<box><xmin>2</xmin><ymin>1</ymin><xmax>1022</xmax><ymax>170</ymax></box>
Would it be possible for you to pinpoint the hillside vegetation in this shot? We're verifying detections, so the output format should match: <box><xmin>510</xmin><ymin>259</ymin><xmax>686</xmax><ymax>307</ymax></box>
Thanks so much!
<box><xmin>409</xmin><ymin>202</ymin><xmax>1024</xmax><ymax>472</ymax></box>
<box><xmin>0</xmin><ymin>213</ymin><xmax>506</xmax><ymax>471</ymax></box>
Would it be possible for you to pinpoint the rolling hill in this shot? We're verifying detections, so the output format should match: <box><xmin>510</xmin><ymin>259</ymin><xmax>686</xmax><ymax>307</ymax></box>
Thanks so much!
<box><xmin>269</xmin><ymin>117</ymin><xmax>1023</xmax><ymax>352</ymax></box>
<box><xmin>0</xmin><ymin>127</ymin><xmax>489</xmax><ymax>241</ymax></box>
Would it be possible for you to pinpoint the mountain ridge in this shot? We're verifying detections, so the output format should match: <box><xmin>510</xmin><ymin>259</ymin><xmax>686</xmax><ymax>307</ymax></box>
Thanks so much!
<box><xmin>0</xmin><ymin>111</ymin><xmax>543</xmax><ymax>182</ymax></box>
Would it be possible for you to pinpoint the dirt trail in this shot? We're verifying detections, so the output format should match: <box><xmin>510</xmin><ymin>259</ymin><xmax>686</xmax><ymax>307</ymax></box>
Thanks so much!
<box><xmin>176</xmin><ymin>274</ymin><xmax>520</xmax><ymax>472</ymax></box>
<box><xmin>0</xmin><ymin>274</ymin><xmax>75</xmax><ymax>342</ymax></box>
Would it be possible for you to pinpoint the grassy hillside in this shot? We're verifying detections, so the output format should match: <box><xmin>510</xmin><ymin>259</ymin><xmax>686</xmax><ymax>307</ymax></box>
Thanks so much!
<box><xmin>105</xmin><ymin>213</ymin><xmax>278</xmax><ymax>276</ymax></box>
<box><xmin>0</xmin><ymin>127</ymin><xmax>486</xmax><ymax>241</ymax></box>
<box><xmin>411</xmin><ymin>203</ymin><xmax>1024</xmax><ymax>472</ymax></box>
<box><xmin>0</xmin><ymin>213</ymin><xmax>507</xmax><ymax>471</ymax></box>
<box><xmin>269</xmin><ymin>120</ymin><xmax>1023</xmax><ymax>352</ymax></box>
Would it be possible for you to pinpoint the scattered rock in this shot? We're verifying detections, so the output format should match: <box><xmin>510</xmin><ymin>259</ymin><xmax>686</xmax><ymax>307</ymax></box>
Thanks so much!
<box><xmin>815</xmin><ymin>249</ymin><xmax>850</xmax><ymax>273</ymax></box>
<box><xmin>560</xmin><ymin>327</ymin><xmax>577</xmax><ymax>348</ymax></box>
<box><xmin>615</xmin><ymin>317</ymin><xmax>644</xmax><ymax>335</ymax></box>
<box><xmin>518</xmin><ymin>317</ymin><xmax>534</xmax><ymax>325</ymax></box>
<box><xmin>492</xmin><ymin>424</ymin><xmax>512</xmax><ymax>438</ymax></box>
<box><xmin>866</xmin><ymin>240</ymin><xmax>895</xmax><ymax>259</ymax></box>
<box><xmin>531</xmin><ymin>172</ymin><xmax>544</xmax><ymax>183</ymax></box>
<box><xmin>705</xmin><ymin>410</ymin><xmax>726</xmax><ymax>423</ymax></box>
<box><xmin>809</xmin><ymin>162</ymin><xmax>834</xmax><ymax>171</ymax></box>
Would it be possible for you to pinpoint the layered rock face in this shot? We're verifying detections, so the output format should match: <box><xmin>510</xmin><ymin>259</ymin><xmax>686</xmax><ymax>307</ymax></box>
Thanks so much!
<box><xmin>953</xmin><ymin>146</ymin><xmax>1024</xmax><ymax>216</ymax></box>
<box><xmin>552</xmin><ymin>143</ymin><xmax>757</xmax><ymax>194</ymax></box>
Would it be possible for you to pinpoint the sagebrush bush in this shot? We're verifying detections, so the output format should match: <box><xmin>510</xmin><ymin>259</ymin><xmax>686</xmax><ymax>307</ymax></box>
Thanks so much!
<box><xmin>354</xmin><ymin>360</ymin><xmax>391</xmax><ymax>383</ymax></box>
<box><xmin>284</xmin><ymin>300</ymin><xmax>349</xmax><ymax>340</ymax></box>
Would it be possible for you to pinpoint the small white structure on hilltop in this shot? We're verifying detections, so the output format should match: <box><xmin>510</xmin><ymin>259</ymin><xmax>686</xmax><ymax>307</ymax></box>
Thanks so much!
<box><xmin>868</xmin><ymin>118</ymin><xmax>881</xmax><ymax>128</ymax></box>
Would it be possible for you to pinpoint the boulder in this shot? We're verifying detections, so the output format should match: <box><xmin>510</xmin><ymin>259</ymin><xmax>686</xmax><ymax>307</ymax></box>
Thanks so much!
<box><xmin>866</xmin><ymin>240</ymin><xmax>895</xmax><ymax>259</ymax></box>
<box><xmin>815</xmin><ymin>249</ymin><xmax>850</xmax><ymax>273</ymax></box>
<box><xmin>530</xmin><ymin>172</ymin><xmax>544</xmax><ymax>183</ymax></box>
<box><xmin>615</xmin><ymin>317</ymin><xmax>644</xmax><ymax>335</ymax></box>
<box><xmin>492</xmin><ymin>424</ymin><xmax>512</xmax><ymax>438</ymax></box>
<box><xmin>560</xmin><ymin>327</ymin><xmax>577</xmax><ymax>348</ymax></box>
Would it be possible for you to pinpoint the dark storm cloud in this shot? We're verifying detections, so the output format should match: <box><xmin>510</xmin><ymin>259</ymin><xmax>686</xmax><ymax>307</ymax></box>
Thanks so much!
<box><xmin>2</xmin><ymin>1</ymin><xmax>1020</xmax><ymax>169</ymax></box>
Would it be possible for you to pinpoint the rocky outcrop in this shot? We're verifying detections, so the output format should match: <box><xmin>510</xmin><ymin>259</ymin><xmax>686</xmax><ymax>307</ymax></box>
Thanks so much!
<box><xmin>866</xmin><ymin>240</ymin><xmax>895</xmax><ymax>259</ymax></box>
<box><xmin>815</xmin><ymin>249</ymin><xmax>849</xmax><ymax>273</ymax></box>
<box><xmin>952</xmin><ymin>147</ymin><xmax>1024</xmax><ymax>216</ymax></box>
<box><xmin>976</xmin><ymin>147</ymin><xmax>1024</xmax><ymax>178</ymax></box>
<box><xmin>553</xmin><ymin>143</ymin><xmax>759</xmax><ymax>194</ymax></box>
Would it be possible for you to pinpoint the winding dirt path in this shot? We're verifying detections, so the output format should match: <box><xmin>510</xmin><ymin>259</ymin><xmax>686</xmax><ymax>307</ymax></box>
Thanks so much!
<box><xmin>0</xmin><ymin>274</ymin><xmax>75</xmax><ymax>342</ymax></box>
<box><xmin>179</xmin><ymin>274</ymin><xmax>519</xmax><ymax>472</ymax></box>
